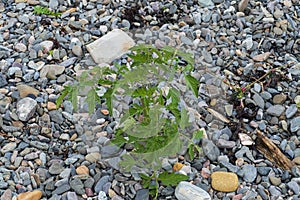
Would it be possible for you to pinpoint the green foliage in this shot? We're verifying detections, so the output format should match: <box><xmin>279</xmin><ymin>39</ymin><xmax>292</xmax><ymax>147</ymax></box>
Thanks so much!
<box><xmin>33</xmin><ymin>5</ymin><xmax>62</xmax><ymax>17</ymax></box>
<box><xmin>56</xmin><ymin>44</ymin><xmax>202</xmax><ymax>199</ymax></box>
<box><xmin>141</xmin><ymin>171</ymin><xmax>188</xmax><ymax>199</ymax></box>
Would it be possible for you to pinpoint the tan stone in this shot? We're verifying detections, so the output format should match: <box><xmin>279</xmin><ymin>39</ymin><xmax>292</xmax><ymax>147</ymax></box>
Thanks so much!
<box><xmin>15</xmin><ymin>0</ymin><xmax>27</xmax><ymax>3</ymax></box>
<box><xmin>252</xmin><ymin>52</ymin><xmax>271</xmax><ymax>62</ymax></box>
<box><xmin>76</xmin><ymin>165</ymin><xmax>89</xmax><ymax>175</ymax></box>
<box><xmin>211</xmin><ymin>171</ymin><xmax>239</xmax><ymax>192</ymax></box>
<box><xmin>17</xmin><ymin>190</ymin><xmax>42</xmax><ymax>200</ymax></box>
<box><xmin>17</xmin><ymin>84</ymin><xmax>39</xmax><ymax>98</ymax></box>
<box><xmin>47</xmin><ymin>102</ymin><xmax>57</xmax><ymax>111</ymax></box>
<box><xmin>273</xmin><ymin>93</ymin><xmax>287</xmax><ymax>104</ymax></box>
<box><xmin>293</xmin><ymin>156</ymin><xmax>300</xmax><ymax>165</ymax></box>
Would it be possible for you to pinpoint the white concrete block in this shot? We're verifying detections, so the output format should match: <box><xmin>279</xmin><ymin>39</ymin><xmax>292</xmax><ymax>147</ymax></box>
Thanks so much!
<box><xmin>86</xmin><ymin>29</ymin><xmax>135</xmax><ymax>64</ymax></box>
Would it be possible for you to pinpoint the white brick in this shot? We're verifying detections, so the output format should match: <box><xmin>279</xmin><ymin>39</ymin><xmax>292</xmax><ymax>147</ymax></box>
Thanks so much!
<box><xmin>86</xmin><ymin>29</ymin><xmax>135</xmax><ymax>64</ymax></box>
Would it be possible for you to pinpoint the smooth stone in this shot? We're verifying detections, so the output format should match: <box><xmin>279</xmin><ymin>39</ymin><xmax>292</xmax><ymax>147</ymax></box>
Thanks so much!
<box><xmin>290</xmin><ymin>116</ymin><xmax>300</xmax><ymax>132</ymax></box>
<box><xmin>40</xmin><ymin>65</ymin><xmax>65</xmax><ymax>79</ymax></box>
<box><xmin>95</xmin><ymin>175</ymin><xmax>110</xmax><ymax>193</ymax></box>
<box><xmin>86</xmin><ymin>29</ymin><xmax>135</xmax><ymax>64</ymax></box>
<box><xmin>16</xmin><ymin>84</ymin><xmax>39</xmax><ymax>98</ymax></box>
<box><xmin>1</xmin><ymin>142</ymin><xmax>16</xmax><ymax>154</ymax></box>
<box><xmin>239</xmin><ymin>164</ymin><xmax>257</xmax><ymax>182</ymax></box>
<box><xmin>49</xmin><ymin>162</ymin><xmax>64</xmax><ymax>175</ymax></box>
<box><xmin>16</xmin><ymin>97</ymin><xmax>37</xmax><ymax>121</ymax></box>
<box><xmin>85</xmin><ymin>152</ymin><xmax>101</xmax><ymax>163</ymax></box>
<box><xmin>266</xmin><ymin>105</ymin><xmax>285</xmax><ymax>117</ymax></box>
<box><xmin>252</xmin><ymin>52</ymin><xmax>271</xmax><ymax>62</ymax></box>
<box><xmin>67</xmin><ymin>192</ymin><xmax>78</xmax><ymax>200</ymax></box>
<box><xmin>17</xmin><ymin>190</ymin><xmax>42</xmax><ymax>200</ymax></box>
<box><xmin>273</xmin><ymin>93</ymin><xmax>287</xmax><ymax>104</ymax></box>
<box><xmin>175</xmin><ymin>181</ymin><xmax>211</xmax><ymax>200</ymax></box>
<box><xmin>216</xmin><ymin>139</ymin><xmax>235</xmax><ymax>148</ymax></box>
<box><xmin>1</xmin><ymin>189</ymin><xmax>12</xmax><ymax>200</ymax></box>
<box><xmin>76</xmin><ymin>165</ymin><xmax>89</xmax><ymax>175</ymax></box>
<box><xmin>134</xmin><ymin>189</ymin><xmax>149</xmax><ymax>200</ymax></box>
<box><xmin>202</xmin><ymin>138</ymin><xmax>220</xmax><ymax>161</ymax></box>
<box><xmin>253</xmin><ymin>93</ymin><xmax>265</xmax><ymax>109</ymax></box>
<box><xmin>211</xmin><ymin>171</ymin><xmax>239</xmax><ymax>192</ymax></box>
<box><xmin>70</xmin><ymin>178</ymin><xmax>85</xmax><ymax>195</ymax></box>
<box><xmin>269</xmin><ymin>176</ymin><xmax>281</xmax><ymax>186</ymax></box>
<box><xmin>198</xmin><ymin>0</ymin><xmax>214</xmax><ymax>7</ymax></box>
<box><xmin>287</xmin><ymin>181</ymin><xmax>300</xmax><ymax>194</ymax></box>
<box><xmin>286</xmin><ymin>104</ymin><xmax>297</xmax><ymax>118</ymax></box>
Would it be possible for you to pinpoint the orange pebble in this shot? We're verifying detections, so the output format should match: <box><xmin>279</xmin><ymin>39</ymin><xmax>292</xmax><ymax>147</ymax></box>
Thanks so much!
<box><xmin>173</xmin><ymin>162</ymin><xmax>185</xmax><ymax>171</ymax></box>
<box><xmin>76</xmin><ymin>165</ymin><xmax>89</xmax><ymax>175</ymax></box>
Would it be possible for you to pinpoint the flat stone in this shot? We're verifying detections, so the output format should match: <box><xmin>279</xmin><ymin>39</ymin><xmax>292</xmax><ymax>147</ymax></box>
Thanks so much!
<box><xmin>40</xmin><ymin>65</ymin><xmax>65</xmax><ymax>79</ymax></box>
<box><xmin>95</xmin><ymin>175</ymin><xmax>110</xmax><ymax>193</ymax></box>
<box><xmin>253</xmin><ymin>93</ymin><xmax>265</xmax><ymax>109</ymax></box>
<box><xmin>135</xmin><ymin>189</ymin><xmax>149</xmax><ymax>200</ymax></box>
<box><xmin>198</xmin><ymin>0</ymin><xmax>214</xmax><ymax>7</ymax></box>
<box><xmin>76</xmin><ymin>165</ymin><xmax>89</xmax><ymax>175</ymax></box>
<box><xmin>273</xmin><ymin>93</ymin><xmax>287</xmax><ymax>104</ymax></box>
<box><xmin>239</xmin><ymin>164</ymin><xmax>257</xmax><ymax>182</ymax></box>
<box><xmin>0</xmin><ymin>73</ymin><xmax>7</xmax><ymax>87</ymax></box>
<box><xmin>202</xmin><ymin>138</ymin><xmax>220</xmax><ymax>161</ymax></box>
<box><xmin>1</xmin><ymin>142</ymin><xmax>16</xmax><ymax>154</ymax></box>
<box><xmin>266</xmin><ymin>105</ymin><xmax>285</xmax><ymax>117</ymax></box>
<box><xmin>17</xmin><ymin>190</ymin><xmax>42</xmax><ymax>200</ymax></box>
<box><xmin>14</xmin><ymin>43</ymin><xmax>27</xmax><ymax>52</ymax></box>
<box><xmin>17</xmin><ymin>84</ymin><xmax>39</xmax><ymax>98</ymax></box>
<box><xmin>252</xmin><ymin>52</ymin><xmax>271</xmax><ymax>62</ymax></box>
<box><xmin>1</xmin><ymin>189</ymin><xmax>12</xmax><ymax>200</ymax></box>
<box><xmin>86</xmin><ymin>29</ymin><xmax>135</xmax><ymax>64</ymax></box>
<box><xmin>238</xmin><ymin>0</ymin><xmax>249</xmax><ymax>12</ymax></box>
<box><xmin>290</xmin><ymin>116</ymin><xmax>300</xmax><ymax>132</ymax></box>
<box><xmin>16</xmin><ymin>97</ymin><xmax>37</xmax><ymax>121</ymax></box>
<box><xmin>49</xmin><ymin>162</ymin><xmax>64</xmax><ymax>175</ymax></box>
<box><xmin>175</xmin><ymin>181</ymin><xmax>211</xmax><ymax>200</ymax></box>
<box><xmin>269</xmin><ymin>176</ymin><xmax>281</xmax><ymax>186</ymax></box>
<box><xmin>211</xmin><ymin>171</ymin><xmax>239</xmax><ymax>192</ymax></box>
<box><xmin>286</xmin><ymin>104</ymin><xmax>297</xmax><ymax>118</ymax></box>
<box><xmin>216</xmin><ymin>139</ymin><xmax>235</xmax><ymax>148</ymax></box>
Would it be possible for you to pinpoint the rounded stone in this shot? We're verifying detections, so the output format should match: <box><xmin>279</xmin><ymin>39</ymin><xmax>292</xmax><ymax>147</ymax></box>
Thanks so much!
<box><xmin>76</xmin><ymin>165</ymin><xmax>89</xmax><ymax>175</ymax></box>
<box><xmin>17</xmin><ymin>190</ymin><xmax>42</xmax><ymax>200</ymax></box>
<box><xmin>211</xmin><ymin>171</ymin><xmax>239</xmax><ymax>192</ymax></box>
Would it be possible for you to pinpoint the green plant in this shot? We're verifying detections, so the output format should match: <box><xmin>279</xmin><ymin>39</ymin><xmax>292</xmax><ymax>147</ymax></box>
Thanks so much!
<box><xmin>33</xmin><ymin>5</ymin><xmax>62</xmax><ymax>17</ymax></box>
<box><xmin>140</xmin><ymin>171</ymin><xmax>188</xmax><ymax>199</ymax></box>
<box><xmin>56</xmin><ymin>44</ymin><xmax>202</xmax><ymax>199</ymax></box>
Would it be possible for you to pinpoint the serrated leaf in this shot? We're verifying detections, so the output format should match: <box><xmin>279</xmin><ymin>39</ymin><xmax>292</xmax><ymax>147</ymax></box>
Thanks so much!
<box><xmin>184</xmin><ymin>74</ymin><xmax>199</xmax><ymax>97</ymax></box>
<box><xmin>158</xmin><ymin>171</ymin><xmax>189</xmax><ymax>186</ymax></box>
<box><xmin>103</xmin><ymin>87</ymin><xmax>114</xmax><ymax>114</ymax></box>
<box><xmin>86</xmin><ymin>89</ymin><xmax>97</xmax><ymax>114</ymax></box>
<box><xmin>179</xmin><ymin>107</ymin><xmax>189</xmax><ymax>130</ymax></box>
<box><xmin>193</xmin><ymin>129</ymin><xmax>204</xmax><ymax>140</ymax></box>
<box><xmin>188</xmin><ymin>144</ymin><xmax>195</xmax><ymax>160</ymax></box>
<box><xmin>56</xmin><ymin>85</ymin><xmax>71</xmax><ymax>109</ymax></box>
<box><xmin>119</xmin><ymin>154</ymin><xmax>136</xmax><ymax>172</ymax></box>
<box><xmin>167</xmin><ymin>88</ymin><xmax>180</xmax><ymax>106</ymax></box>
<box><xmin>69</xmin><ymin>86</ymin><xmax>78</xmax><ymax>112</ymax></box>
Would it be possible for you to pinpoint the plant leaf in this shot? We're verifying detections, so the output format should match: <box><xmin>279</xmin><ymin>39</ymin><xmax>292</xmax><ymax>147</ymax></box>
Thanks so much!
<box><xmin>179</xmin><ymin>107</ymin><xmax>189</xmax><ymax>130</ymax></box>
<box><xmin>56</xmin><ymin>85</ymin><xmax>71</xmax><ymax>109</ymax></box>
<box><xmin>188</xmin><ymin>144</ymin><xmax>195</xmax><ymax>160</ymax></box>
<box><xmin>86</xmin><ymin>89</ymin><xmax>97</xmax><ymax>114</ymax></box>
<box><xmin>184</xmin><ymin>74</ymin><xmax>199</xmax><ymax>97</ymax></box>
<box><xmin>158</xmin><ymin>171</ymin><xmax>189</xmax><ymax>186</ymax></box>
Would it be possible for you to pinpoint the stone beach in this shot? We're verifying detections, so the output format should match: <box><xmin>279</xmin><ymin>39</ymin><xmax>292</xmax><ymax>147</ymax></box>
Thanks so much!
<box><xmin>0</xmin><ymin>0</ymin><xmax>300</xmax><ymax>200</ymax></box>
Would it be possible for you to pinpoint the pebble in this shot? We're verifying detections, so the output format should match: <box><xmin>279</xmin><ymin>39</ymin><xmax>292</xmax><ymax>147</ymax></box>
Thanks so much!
<box><xmin>266</xmin><ymin>105</ymin><xmax>285</xmax><ymax>117</ymax></box>
<box><xmin>16</xmin><ymin>97</ymin><xmax>37</xmax><ymax>121</ymax></box>
<box><xmin>175</xmin><ymin>181</ymin><xmax>211</xmax><ymax>200</ymax></box>
<box><xmin>211</xmin><ymin>171</ymin><xmax>239</xmax><ymax>192</ymax></box>
<box><xmin>17</xmin><ymin>190</ymin><xmax>42</xmax><ymax>200</ymax></box>
<box><xmin>238</xmin><ymin>164</ymin><xmax>257</xmax><ymax>182</ymax></box>
<box><xmin>202</xmin><ymin>138</ymin><xmax>220</xmax><ymax>161</ymax></box>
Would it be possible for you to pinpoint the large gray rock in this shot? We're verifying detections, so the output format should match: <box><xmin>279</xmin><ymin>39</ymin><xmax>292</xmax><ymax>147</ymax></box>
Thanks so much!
<box><xmin>175</xmin><ymin>181</ymin><xmax>211</xmax><ymax>200</ymax></box>
<box><xmin>202</xmin><ymin>138</ymin><xmax>220</xmax><ymax>161</ymax></box>
<box><xmin>86</xmin><ymin>29</ymin><xmax>135</xmax><ymax>64</ymax></box>
<box><xmin>16</xmin><ymin>97</ymin><xmax>37</xmax><ymax>121</ymax></box>
<box><xmin>290</xmin><ymin>116</ymin><xmax>300</xmax><ymax>132</ymax></box>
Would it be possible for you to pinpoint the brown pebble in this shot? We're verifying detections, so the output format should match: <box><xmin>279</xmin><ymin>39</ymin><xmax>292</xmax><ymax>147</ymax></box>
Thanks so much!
<box><xmin>101</xmin><ymin>109</ymin><xmax>109</xmax><ymax>115</ymax></box>
<box><xmin>76</xmin><ymin>165</ymin><xmax>89</xmax><ymax>175</ymax></box>
<box><xmin>47</xmin><ymin>102</ymin><xmax>57</xmax><ymax>111</ymax></box>
<box><xmin>293</xmin><ymin>156</ymin><xmax>300</xmax><ymax>165</ymax></box>
<box><xmin>17</xmin><ymin>190</ymin><xmax>42</xmax><ymax>200</ymax></box>
<box><xmin>211</xmin><ymin>171</ymin><xmax>239</xmax><ymax>192</ymax></box>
